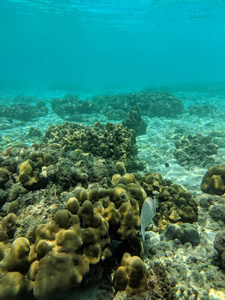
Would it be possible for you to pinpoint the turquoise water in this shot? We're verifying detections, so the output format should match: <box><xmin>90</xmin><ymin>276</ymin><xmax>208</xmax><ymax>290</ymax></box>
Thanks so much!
<box><xmin>1</xmin><ymin>0</ymin><xmax>225</xmax><ymax>94</ymax></box>
<box><xmin>1</xmin><ymin>3</ymin><xmax>225</xmax><ymax>300</ymax></box>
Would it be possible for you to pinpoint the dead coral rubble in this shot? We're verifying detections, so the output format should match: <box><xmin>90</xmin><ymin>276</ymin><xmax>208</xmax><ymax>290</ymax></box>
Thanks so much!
<box><xmin>174</xmin><ymin>134</ymin><xmax>218</xmax><ymax>169</ymax></box>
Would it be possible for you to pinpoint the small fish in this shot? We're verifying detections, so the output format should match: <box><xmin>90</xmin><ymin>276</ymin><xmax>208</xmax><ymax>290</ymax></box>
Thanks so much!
<box><xmin>140</xmin><ymin>197</ymin><xmax>157</xmax><ymax>241</ymax></box>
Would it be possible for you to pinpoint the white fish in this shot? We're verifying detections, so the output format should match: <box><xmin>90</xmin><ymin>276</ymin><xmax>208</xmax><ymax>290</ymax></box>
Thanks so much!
<box><xmin>140</xmin><ymin>197</ymin><xmax>157</xmax><ymax>241</ymax></box>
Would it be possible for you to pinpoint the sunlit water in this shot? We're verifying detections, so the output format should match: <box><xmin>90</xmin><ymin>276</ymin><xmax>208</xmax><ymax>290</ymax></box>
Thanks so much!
<box><xmin>1</xmin><ymin>0</ymin><xmax>225</xmax><ymax>95</ymax></box>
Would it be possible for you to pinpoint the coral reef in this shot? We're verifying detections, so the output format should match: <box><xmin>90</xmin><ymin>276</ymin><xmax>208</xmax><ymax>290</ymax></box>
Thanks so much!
<box><xmin>201</xmin><ymin>164</ymin><xmax>225</xmax><ymax>195</ymax></box>
<box><xmin>0</xmin><ymin>143</ymin><xmax>117</xmax><ymax>195</ymax></box>
<box><xmin>0</xmin><ymin>149</ymin><xmax>197</xmax><ymax>300</ymax></box>
<box><xmin>94</xmin><ymin>91</ymin><xmax>184</xmax><ymax>119</ymax></box>
<box><xmin>1</xmin><ymin>89</ymin><xmax>225</xmax><ymax>300</ymax></box>
<box><xmin>0</xmin><ymin>101</ymin><xmax>48</xmax><ymax>122</ymax></box>
<box><xmin>0</xmin><ymin>167</ymin><xmax>146</xmax><ymax>299</ymax></box>
<box><xmin>113</xmin><ymin>255</ymin><xmax>176</xmax><ymax>300</ymax></box>
<box><xmin>0</xmin><ymin>167</ymin><xmax>10</xmax><ymax>189</ymax></box>
<box><xmin>122</xmin><ymin>105</ymin><xmax>147</xmax><ymax>136</ymax></box>
<box><xmin>0</xmin><ymin>167</ymin><xmax>12</xmax><ymax>207</ymax></box>
<box><xmin>138</xmin><ymin>171</ymin><xmax>198</xmax><ymax>232</ymax></box>
<box><xmin>17</xmin><ymin>151</ymin><xmax>53</xmax><ymax>190</ymax></box>
<box><xmin>103</xmin><ymin>108</ymin><xmax>126</xmax><ymax>121</ymax></box>
<box><xmin>147</xmin><ymin>92</ymin><xmax>184</xmax><ymax>118</ymax></box>
<box><xmin>113</xmin><ymin>252</ymin><xmax>147</xmax><ymax>297</ymax></box>
<box><xmin>174</xmin><ymin>134</ymin><xmax>218</xmax><ymax>168</ymax></box>
<box><xmin>188</xmin><ymin>102</ymin><xmax>217</xmax><ymax>117</ymax></box>
<box><xmin>51</xmin><ymin>94</ymin><xmax>99</xmax><ymax>121</ymax></box>
<box><xmin>26</xmin><ymin>127</ymin><xmax>42</xmax><ymax>139</ymax></box>
<box><xmin>43</xmin><ymin>121</ymin><xmax>138</xmax><ymax>169</ymax></box>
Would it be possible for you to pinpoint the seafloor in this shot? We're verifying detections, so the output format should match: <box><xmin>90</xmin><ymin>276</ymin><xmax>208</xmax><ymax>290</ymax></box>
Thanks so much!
<box><xmin>0</xmin><ymin>90</ymin><xmax>225</xmax><ymax>300</ymax></box>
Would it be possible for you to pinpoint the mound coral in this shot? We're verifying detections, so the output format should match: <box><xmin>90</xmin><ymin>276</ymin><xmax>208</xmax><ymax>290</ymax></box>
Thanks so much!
<box><xmin>17</xmin><ymin>151</ymin><xmax>53</xmax><ymax>190</ymax></box>
<box><xmin>113</xmin><ymin>252</ymin><xmax>147</xmax><ymax>297</ymax></box>
<box><xmin>122</xmin><ymin>105</ymin><xmax>147</xmax><ymax>135</ymax></box>
<box><xmin>51</xmin><ymin>94</ymin><xmax>99</xmax><ymax>121</ymax></box>
<box><xmin>0</xmin><ymin>168</ymin><xmax>145</xmax><ymax>299</ymax></box>
<box><xmin>139</xmin><ymin>171</ymin><xmax>198</xmax><ymax>232</ymax></box>
<box><xmin>201</xmin><ymin>164</ymin><xmax>225</xmax><ymax>195</ymax></box>
<box><xmin>43</xmin><ymin>121</ymin><xmax>138</xmax><ymax>169</ymax></box>
<box><xmin>93</xmin><ymin>91</ymin><xmax>184</xmax><ymax>118</ymax></box>
<box><xmin>0</xmin><ymin>159</ymin><xmax>198</xmax><ymax>299</ymax></box>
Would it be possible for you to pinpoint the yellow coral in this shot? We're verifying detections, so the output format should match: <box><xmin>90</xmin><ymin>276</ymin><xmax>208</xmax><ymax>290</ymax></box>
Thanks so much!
<box><xmin>113</xmin><ymin>252</ymin><xmax>147</xmax><ymax>297</ymax></box>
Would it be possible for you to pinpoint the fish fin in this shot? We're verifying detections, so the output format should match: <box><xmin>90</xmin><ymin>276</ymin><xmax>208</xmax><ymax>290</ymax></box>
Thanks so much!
<box><xmin>141</xmin><ymin>225</ymin><xmax>145</xmax><ymax>241</ymax></box>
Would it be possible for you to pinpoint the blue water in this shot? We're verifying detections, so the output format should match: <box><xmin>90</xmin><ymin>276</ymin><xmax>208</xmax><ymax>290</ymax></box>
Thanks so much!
<box><xmin>1</xmin><ymin>0</ymin><xmax>225</xmax><ymax>94</ymax></box>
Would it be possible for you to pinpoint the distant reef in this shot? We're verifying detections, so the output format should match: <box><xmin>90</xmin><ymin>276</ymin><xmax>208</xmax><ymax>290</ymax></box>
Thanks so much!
<box><xmin>94</xmin><ymin>91</ymin><xmax>184</xmax><ymax>119</ymax></box>
<box><xmin>0</xmin><ymin>97</ymin><xmax>48</xmax><ymax>122</ymax></box>
<box><xmin>50</xmin><ymin>91</ymin><xmax>184</xmax><ymax>122</ymax></box>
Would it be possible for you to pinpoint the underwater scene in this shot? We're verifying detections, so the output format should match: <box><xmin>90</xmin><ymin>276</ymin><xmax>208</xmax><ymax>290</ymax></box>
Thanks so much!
<box><xmin>1</xmin><ymin>0</ymin><xmax>225</xmax><ymax>299</ymax></box>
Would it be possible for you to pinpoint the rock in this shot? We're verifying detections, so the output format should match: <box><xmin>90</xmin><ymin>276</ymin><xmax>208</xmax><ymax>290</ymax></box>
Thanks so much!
<box><xmin>214</xmin><ymin>231</ymin><xmax>225</xmax><ymax>268</ymax></box>
<box><xmin>209</xmin><ymin>205</ymin><xmax>225</xmax><ymax>222</ymax></box>
<box><xmin>161</xmin><ymin>224</ymin><xmax>181</xmax><ymax>241</ymax></box>
<box><xmin>161</xmin><ymin>223</ymin><xmax>200</xmax><ymax>246</ymax></box>
<box><xmin>179</xmin><ymin>223</ymin><xmax>200</xmax><ymax>246</ymax></box>
<box><xmin>197</xmin><ymin>194</ymin><xmax>214</xmax><ymax>210</ymax></box>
